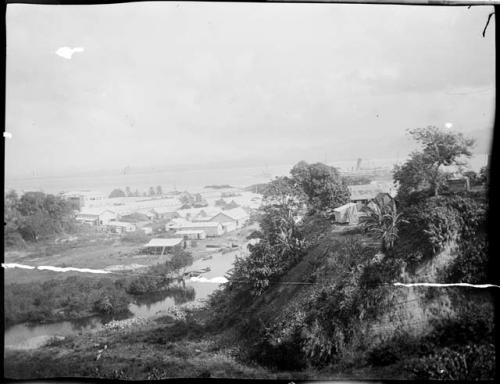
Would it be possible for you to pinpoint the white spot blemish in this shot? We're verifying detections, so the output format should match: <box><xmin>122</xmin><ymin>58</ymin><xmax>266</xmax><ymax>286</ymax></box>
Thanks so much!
<box><xmin>445</xmin><ymin>122</ymin><xmax>453</xmax><ymax>129</ymax></box>
<box><xmin>4</xmin><ymin>132</ymin><xmax>12</xmax><ymax>139</ymax></box>
<box><xmin>55</xmin><ymin>46</ymin><xmax>85</xmax><ymax>60</ymax></box>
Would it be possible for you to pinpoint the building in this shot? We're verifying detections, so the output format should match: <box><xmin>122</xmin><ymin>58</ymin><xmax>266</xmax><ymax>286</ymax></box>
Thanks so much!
<box><xmin>209</xmin><ymin>207</ymin><xmax>250</xmax><ymax>229</ymax></box>
<box><xmin>61</xmin><ymin>190</ymin><xmax>107</xmax><ymax>210</ymax></box>
<box><xmin>143</xmin><ymin>238</ymin><xmax>184</xmax><ymax>255</ymax></box>
<box><xmin>446</xmin><ymin>177</ymin><xmax>470</xmax><ymax>193</ymax></box>
<box><xmin>76</xmin><ymin>208</ymin><xmax>118</xmax><ymax>225</ymax></box>
<box><xmin>150</xmin><ymin>206</ymin><xmax>181</xmax><ymax>220</ymax></box>
<box><xmin>348</xmin><ymin>183</ymin><xmax>396</xmax><ymax>208</ymax></box>
<box><xmin>333</xmin><ymin>203</ymin><xmax>358</xmax><ymax>224</ymax></box>
<box><xmin>167</xmin><ymin>221</ymin><xmax>224</xmax><ymax>237</ymax></box>
<box><xmin>175</xmin><ymin>230</ymin><xmax>207</xmax><ymax>240</ymax></box>
<box><xmin>106</xmin><ymin>221</ymin><xmax>136</xmax><ymax>233</ymax></box>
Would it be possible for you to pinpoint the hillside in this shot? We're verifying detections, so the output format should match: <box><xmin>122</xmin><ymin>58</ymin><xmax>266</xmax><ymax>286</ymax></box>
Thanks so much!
<box><xmin>207</xmin><ymin>192</ymin><xmax>494</xmax><ymax>379</ymax></box>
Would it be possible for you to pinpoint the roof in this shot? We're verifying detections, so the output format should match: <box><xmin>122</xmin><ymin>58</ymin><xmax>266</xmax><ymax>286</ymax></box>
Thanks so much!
<box><xmin>214</xmin><ymin>207</ymin><xmax>249</xmax><ymax>221</ymax></box>
<box><xmin>173</xmin><ymin>221</ymin><xmax>222</xmax><ymax>228</ymax></box>
<box><xmin>175</xmin><ymin>230</ymin><xmax>206</xmax><ymax>235</ymax></box>
<box><xmin>106</xmin><ymin>221</ymin><xmax>136</xmax><ymax>227</ymax></box>
<box><xmin>77</xmin><ymin>208</ymin><xmax>117</xmax><ymax>216</ymax></box>
<box><xmin>145</xmin><ymin>238</ymin><xmax>183</xmax><ymax>247</ymax></box>
<box><xmin>333</xmin><ymin>202</ymin><xmax>357</xmax><ymax>212</ymax></box>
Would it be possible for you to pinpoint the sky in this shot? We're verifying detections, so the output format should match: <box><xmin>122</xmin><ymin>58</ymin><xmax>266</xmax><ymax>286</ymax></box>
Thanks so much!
<box><xmin>5</xmin><ymin>2</ymin><xmax>496</xmax><ymax>178</ymax></box>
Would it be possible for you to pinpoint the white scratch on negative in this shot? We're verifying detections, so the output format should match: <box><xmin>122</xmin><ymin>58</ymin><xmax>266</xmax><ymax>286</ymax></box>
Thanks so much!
<box><xmin>2</xmin><ymin>263</ymin><xmax>111</xmax><ymax>274</ymax></box>
<box><xmin>2</xmin><ymin>263</ymin><xmax>36</xmax><ymax>270</ymax></box>
<box><xmin>37</xmin><ymin>266</ymin><xmax>111</xmax><ymax>274</ymax></box>
<box><xmin>394</xmin><ymin>282</ymin><xmax>500</xmax><ymax>289</ymax></box>
<box><xmin>4</xmin><ymin>131</ymin><xmax>13</xmax><ymax>139</ymax></box>
<box><xmin>189</xmin><ymin>276</ymin><xmax>228</xmax><ymax>284</ymax></box>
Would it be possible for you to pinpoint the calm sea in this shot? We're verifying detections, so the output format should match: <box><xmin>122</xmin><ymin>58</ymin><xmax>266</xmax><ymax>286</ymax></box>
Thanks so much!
<box><xmin>5</xmin><ymin>154</ymin><xmax>489</xmax><ymax>196</ymax></box>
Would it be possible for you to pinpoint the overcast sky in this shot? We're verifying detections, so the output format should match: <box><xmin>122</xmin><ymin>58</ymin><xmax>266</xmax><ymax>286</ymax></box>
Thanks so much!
<box><xmin>5</xmin><ymin>2</ymin><xmax>495</xmax><ymax>178</ymax></box>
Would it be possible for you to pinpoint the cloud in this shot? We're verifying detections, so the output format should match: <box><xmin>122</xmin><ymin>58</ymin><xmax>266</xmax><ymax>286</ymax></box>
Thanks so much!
<box><xmin>55</xmin><ymin>46</ymin><xmax>84</xmax><ymax>60</ymax></box>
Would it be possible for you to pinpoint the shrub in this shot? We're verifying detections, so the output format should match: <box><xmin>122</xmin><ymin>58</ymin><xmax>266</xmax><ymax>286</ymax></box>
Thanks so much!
<box><xmin>406</xmin><ymin>344</ymin><xmax>495</xmax><ymax>380</ymax></box>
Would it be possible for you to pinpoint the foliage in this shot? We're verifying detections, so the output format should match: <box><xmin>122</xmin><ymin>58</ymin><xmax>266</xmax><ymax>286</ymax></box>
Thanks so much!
<box><xmin>360</xmin><ymin>198</ymin><xmax>407</xmax><ymax>251</ymax></box>
<box><xmin>394</xmin><ymin>194</ymin><xmax>488</xmax><ymax>274</ymax></box>
<box><xmin>4</xmin><ymin>277</ymin><xmax>130</xmax><ymax>326</ymax></box>
<box><xmin>406</xmin><ymin>344</ymin><xmax>495</xmax><ymax>380</ymax></box>
<box><xmin>290</xmin><ymin>161</ymin><xmax>350</xmax><ymax>216</ymax></box>
<box><xmin>394</xmin><ymin>126</ymin><xmax>474</xmax><ymax>200</ymax></box>
<box><xmin>125</xmin><ymin>250</ymin><xmax>193</xmax><ymax>294</ymax></box>
<box><xmin>167</xmin><ymin>246</ymin><xmax>194</xmax><ymax>272</ymax></box>
<box><xmin>4</xmin><ymin>190</ymin><xmax>76</xmax><ymax>244</ymax></box>
<box><xmin>247</xmin><ymin>325</ymin><xmax>307</xmax><ymax>370</ymax></box>
<box><xmin>109</xmin><ymin>189</ymin><xmax>126</xmax><ymax>198</ymax></box>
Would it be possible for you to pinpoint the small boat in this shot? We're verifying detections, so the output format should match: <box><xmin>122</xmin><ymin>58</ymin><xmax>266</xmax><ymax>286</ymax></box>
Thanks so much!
<box><xmin>202</xmin><ymin>255</ymin><xmax>213</xmax><ymax>261</ymax></box>
<box><xmin>201</xmin><ymin>267</ymin><xmax>211</xmax><ymax>273</ymax></box>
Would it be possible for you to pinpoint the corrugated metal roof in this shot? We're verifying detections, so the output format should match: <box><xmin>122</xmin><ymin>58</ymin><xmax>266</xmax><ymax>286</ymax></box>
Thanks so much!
<box><xmin>175</xmin><ymin>230</ymin><xmax>206</xmax><ymax>235</ymax></box>
<box><xmin>145</xmin><ymin>238</ymin><xmax>183</xmax><ymax>247</ymax></box>
<box><xmin>214</xmin><ymin>207</ymin><xmax>249</xmax><ymax>221</ymax></box>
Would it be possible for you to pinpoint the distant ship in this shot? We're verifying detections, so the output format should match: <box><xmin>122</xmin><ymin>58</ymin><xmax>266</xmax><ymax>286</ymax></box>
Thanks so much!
<box><xmin>122</xmin><ymin>166</ymin><xmax>131</xmax><ymax>175</ymax></box>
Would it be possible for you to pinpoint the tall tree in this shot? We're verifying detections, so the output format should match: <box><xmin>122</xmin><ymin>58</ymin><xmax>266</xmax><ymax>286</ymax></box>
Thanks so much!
<box><xmin>149</xmin><ymin>186</ymin><xmax>155</xmax><ymax>196</ymax></box>
<box><xmin>156</xmin><ymin>185</ymin><xmax>163</xmax><ymax>196</ymax></box>
<box><xmin>290</xmin><ymin>161</ymin><xmax>350</xmax><ymax>215</ymax></box>
<box><xmin>406</xmin><ymin>126</ymin><xmax>475</xmax><ymax>197</ymax></box>
<box><xmin>125</xmin><ymin>186</ymin><xmax>132</xmax><ymax>197</ymax></box>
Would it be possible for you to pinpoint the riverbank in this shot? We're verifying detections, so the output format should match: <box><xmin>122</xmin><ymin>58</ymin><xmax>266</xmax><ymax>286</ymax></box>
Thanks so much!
<box><xmin>3</xmin><ymin>302</ymin><xmax>415</xmax><ymax>380</ymax></box>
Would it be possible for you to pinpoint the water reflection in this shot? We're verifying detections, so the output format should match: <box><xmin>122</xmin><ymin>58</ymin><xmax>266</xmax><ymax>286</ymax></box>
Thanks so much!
<box><xmin>4</xmin><ymin>249</ymin><xmax>241</xmax><ymax>349</ymax></box>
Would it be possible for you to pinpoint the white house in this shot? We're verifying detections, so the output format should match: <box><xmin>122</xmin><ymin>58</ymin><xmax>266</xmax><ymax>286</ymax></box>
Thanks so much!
<box><xmin>209</xmin><ymin>207</ymin><xmax>250</xmax><ymax>229</ymax></box>
<box><xmin>61</xmin><ymin>190</ymin><xmax>107</xmax><ymax>210</ymax></box>
<box><xmin>76</xmin><ymin>208</ymin><xmax>118</xmax><ymax>226</ymax></box>
<box><xmin>167</xmin><ymin>221</ymin><xmax>224</xmax><ymax>237</ymax></box>
<box><xmin>106</xmin><ymin>221</ymin><xmax>137</xmax><ymax>233</ymax></box>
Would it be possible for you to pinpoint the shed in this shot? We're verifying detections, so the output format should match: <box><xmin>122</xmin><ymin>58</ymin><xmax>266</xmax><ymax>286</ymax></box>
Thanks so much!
<box><xmin>144</xmin><ymin>238</ymin><xmax>184</xmax><ymax>255</ymax></box>
<box><xmin>168</xmin><ymin>221</ymin><xmax>224</xmax><ymax>237</ymax></box>
<box><xmin>175</xmin><ymin>230</ymin><xmax>207</xmax><ymax>240</ymax></box>
<box><xmin>333</xmin><ymin>203</ymin><xmax>358</xmax><ymax>224</ymax></box>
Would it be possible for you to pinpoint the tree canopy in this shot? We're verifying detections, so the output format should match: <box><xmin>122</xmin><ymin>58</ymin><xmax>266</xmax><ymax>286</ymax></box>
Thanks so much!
<box><xmin>4</xmin><ymin>191</ymin><xmax>76</xmax><ymax>244</ymax></box>
<box><xmin>290</xmin><ymin>161</ymin><xmax>350</xmax><ymax>215</ymax></box>
<box><xmin>394</xmin><ymin>126</ymin><xmax>475</xmax><ymax>200</ymax></box>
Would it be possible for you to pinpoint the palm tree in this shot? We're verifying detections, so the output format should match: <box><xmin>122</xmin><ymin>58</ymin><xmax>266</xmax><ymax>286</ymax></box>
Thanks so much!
<box><xmin>360</xmin><ymin>199</ymin><xmax>407</xmax><ymax>252</ymax></box>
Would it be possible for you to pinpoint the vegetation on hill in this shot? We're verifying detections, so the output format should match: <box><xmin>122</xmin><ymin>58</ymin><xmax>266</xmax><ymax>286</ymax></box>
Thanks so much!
<box><xmin>205</xmin><ymin>126</ymin><xmax>492</xmax><ymax>379</ymax></box>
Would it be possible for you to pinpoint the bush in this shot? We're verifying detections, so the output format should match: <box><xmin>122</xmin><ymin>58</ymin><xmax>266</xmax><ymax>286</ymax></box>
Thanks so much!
<box><xmin>406</xmin><ymin>344</ymin><xmax>495</xmax><ymax>380</ymax></box>
<box><xmin>4</xmin><ymin>277</ymin><xmax>130</xmax><ymax>326</ymax></box>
